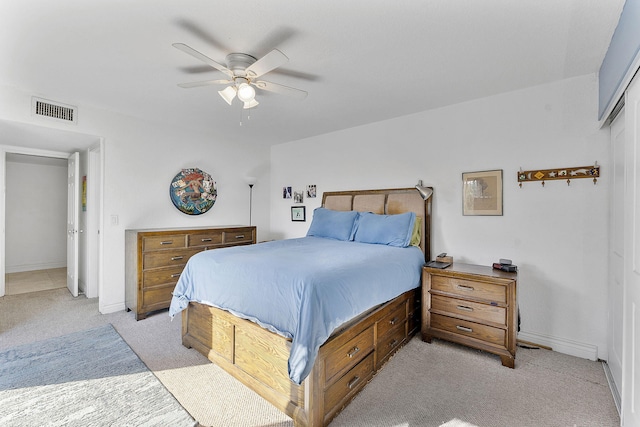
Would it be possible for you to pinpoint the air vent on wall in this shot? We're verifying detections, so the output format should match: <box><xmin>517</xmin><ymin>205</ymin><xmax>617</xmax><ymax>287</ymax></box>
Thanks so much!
<box><xmin>31</xmin><ymin>97</ymin><xmax>78</xmax><ymax>124</ymax></box>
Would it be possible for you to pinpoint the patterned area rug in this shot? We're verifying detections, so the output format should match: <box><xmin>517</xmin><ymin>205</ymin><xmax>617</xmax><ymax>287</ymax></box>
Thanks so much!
<box><xmin>0</xmin><ymin>324</ymin><xmax>197</xmax><ymax>427</ymax></box>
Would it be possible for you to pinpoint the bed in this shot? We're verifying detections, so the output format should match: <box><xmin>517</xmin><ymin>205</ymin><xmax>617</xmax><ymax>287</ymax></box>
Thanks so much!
<box><xmin>170</xmin><ymin>187</ymin><xmax>432</xmax><ymax>426</ymax></box>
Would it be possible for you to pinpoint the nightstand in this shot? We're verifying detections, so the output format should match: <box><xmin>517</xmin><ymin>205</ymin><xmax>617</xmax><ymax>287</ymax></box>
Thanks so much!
<box><xmin>422</xmin><ymin>263</ymin><xmax>518</xmax><ymax>368</ymax></box>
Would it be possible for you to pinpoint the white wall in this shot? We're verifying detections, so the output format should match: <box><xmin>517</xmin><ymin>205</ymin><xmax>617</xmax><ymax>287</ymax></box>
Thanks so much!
<box><xmin>0</xmin><ymin>84</ymin><xmax>271</xmax><ymax>313</ymax></box>
<box><xmin>5</xmin><ymin>156</ymin><xmax>67</xmax><ymax>273</ymax></box>
<box><xmin>270</xmin><ymin>73</ymin><xmax>610</xmax><ymax>361</ymax></box>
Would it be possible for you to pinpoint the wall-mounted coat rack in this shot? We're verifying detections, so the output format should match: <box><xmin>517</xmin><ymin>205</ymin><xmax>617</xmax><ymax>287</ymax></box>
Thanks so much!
<box><xmin>518</xmin><ymin>162</ymin><xmax>599</xmax><ymax>187</ymax></box>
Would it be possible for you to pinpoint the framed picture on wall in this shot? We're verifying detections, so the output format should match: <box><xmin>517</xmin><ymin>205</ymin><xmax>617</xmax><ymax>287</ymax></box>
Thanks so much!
<box><xmin>462</xmin><ymin>169</ymin><xmax>503</xmax><ymax>216</ymax></box>
<box><xmin>291</xmin><ymin>206</ymin><xmax>306</xmax><ymax>221</ymax></box>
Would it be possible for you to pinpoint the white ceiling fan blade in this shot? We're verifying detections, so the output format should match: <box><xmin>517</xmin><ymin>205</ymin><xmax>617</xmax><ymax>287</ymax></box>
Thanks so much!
<box><xmin>177</xmin><ymin>79</ymin><xmax>232</xmax><ymax>89</ymax></box>
<box><xmin>173</xmin><ymin>43</ymin><xmax>233</xmax><ymax>78</ymax></box>
<box><xmin>245</xmin><ymin>49</ymin><xmax>289</xmax><ymax>78</ymax></box>
<box><xmin>218</xmin><ymin>86</ymin><xmax>237</xmax><ymax>105</ymax></box>
<box><xmin>252</xmin><ymin>80</ymin><xmax>308</xmax><ymax>99</ymax></box>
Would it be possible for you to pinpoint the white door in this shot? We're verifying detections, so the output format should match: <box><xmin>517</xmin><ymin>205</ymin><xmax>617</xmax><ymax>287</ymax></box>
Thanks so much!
<box><xmin>623</xmin><ymin>75</ymin><xmax>640</xmax><ymax>427</ymax></box>
<box><xmin>609</xmin><ymin>111</ymin><xmax>625</xmax><ymax>406</ymax></box>
<box><xmin>67</xmin><ymin>152</ymin><xmax>79</xmax><ymax>297</ymax></box>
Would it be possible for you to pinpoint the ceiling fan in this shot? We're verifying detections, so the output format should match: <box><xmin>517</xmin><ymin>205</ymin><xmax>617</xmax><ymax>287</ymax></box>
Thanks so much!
<box><xmin>173</xmin><ymin>43</ymin><xmax>308</xmax><ymax>109</ymax></box>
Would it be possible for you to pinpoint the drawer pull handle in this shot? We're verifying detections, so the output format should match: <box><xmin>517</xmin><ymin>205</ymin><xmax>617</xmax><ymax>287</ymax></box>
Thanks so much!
<box><xmin>456</xmin><ymin>284</ymin><xmax>475</xmax><ymax>292</ymax></box>
<box><xmin>456</xmin><ymin>325</ymin><xmax>473</xmax><ymax>333</ymax></box>
<box><xmin>347</xmin><ymin>375</ymin><xmax>360</xmax><ymax>389</ymax></box>
<box><xmin>389</xmin><ymin>317</ymin><xmax>398</xmax><ymax>325</ymax></box>
<box><xmin>347</xmin><ymin>346</ymin><xmax>360</xmax><ymax>358</ymax></box>
<box><xmin>171</xmin><ymin>273</ymin><xmax>181</xmax><ymax>278</ymax></box>
<box><xmin>457</xmin><ymin>305</ymin><xmax>473</xmax><ymax>312</ymax></box>
<box><xmin>201</xmin><ymin>238</ymin><xmax>213</xmax><ymax>242</ymax></box>
<box><xmin>389</xmin><ymin>339</ymin><xmax>398</xmax><ymax>348</ymax></box>
<box><xmin>160</xmin><ymin>240</ymin><xmax>173</xmax><ymax>245</ymax></box>
<box><xmin>235</xmin><ymin>234</ymin><xmax>245</xmax><ymax>239</ymax></box>
<box><xmin>171</xmin><ymin>256</ymin><xmax>184</xmax><ymax>261</ymax></box>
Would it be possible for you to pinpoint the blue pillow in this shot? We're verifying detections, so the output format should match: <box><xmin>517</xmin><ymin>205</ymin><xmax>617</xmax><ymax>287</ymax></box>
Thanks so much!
<box><xmin>306</xmin><ymin>207</ymin><xmax>359</xmax><ymax>241</ymax></box>
<box><xmin>353</xmin><ymin>211</ymin><xmax>416</xmax><ymax>247</ymax></box>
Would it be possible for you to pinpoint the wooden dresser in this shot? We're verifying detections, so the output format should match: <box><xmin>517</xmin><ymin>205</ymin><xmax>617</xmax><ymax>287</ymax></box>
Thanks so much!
<box><xmin>421</xmin><ymin>263</ymin><xmax>517</xmax><ymax>368</ymax></box>
<box><xmin>125</xmin><ymin>225</ymin><xmax>256</xmax><ymax>320</ymax></box>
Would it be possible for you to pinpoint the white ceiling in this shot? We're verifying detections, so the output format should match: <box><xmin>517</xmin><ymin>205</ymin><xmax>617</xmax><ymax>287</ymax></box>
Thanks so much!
<box><xmin>0</xmin><ymin>0</ymin><xmax>625</xmax><ymax>147</ymax></box>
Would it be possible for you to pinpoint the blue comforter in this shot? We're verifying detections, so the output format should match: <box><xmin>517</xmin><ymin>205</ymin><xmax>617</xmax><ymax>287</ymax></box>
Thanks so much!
<box><xmin>169</xmin><ymin>236</ymin><xmax>424</xmax><ymax>384</ymax></box>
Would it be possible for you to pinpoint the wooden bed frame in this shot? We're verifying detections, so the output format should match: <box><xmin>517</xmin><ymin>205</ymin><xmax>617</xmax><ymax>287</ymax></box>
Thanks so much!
<box><xmin>181</xmin><ymin>187</ymin><xmax>432</xmax><ymax>426</ymax></box>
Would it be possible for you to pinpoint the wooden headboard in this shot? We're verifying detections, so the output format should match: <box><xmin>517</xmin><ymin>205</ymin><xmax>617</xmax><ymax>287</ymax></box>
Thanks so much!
<box><xmin>322</xmin><ymin>187</ymin><xmax>432</xmax><ymax>262</ymax></box>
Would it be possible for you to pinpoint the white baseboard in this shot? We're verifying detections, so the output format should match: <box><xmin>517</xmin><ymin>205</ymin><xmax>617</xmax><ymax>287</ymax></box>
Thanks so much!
<box><xmin>99</xmin><ymin>301</ymin><xmax>126</xmax><ymax>314</ymax></box>
<box><xmin>517</xmin><ymin>330</ymin><xmax>598</xmax><ymax>361</ymax></box>
<box><xmin>6</xmin><ymin>261</ymin><xmax>66</xmax><ymax>273</ymax></box>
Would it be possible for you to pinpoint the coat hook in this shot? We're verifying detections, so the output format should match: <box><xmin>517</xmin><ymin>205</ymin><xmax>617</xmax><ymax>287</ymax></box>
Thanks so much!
<box><xmin>541</xmin><ymin>181</ymin><xmax>545</xmax><ymax>187</ymax></box>
<box><xmin>567</xmin><ymin>178</ymin><xmax>570</xmax><ymax>186</ymax></box>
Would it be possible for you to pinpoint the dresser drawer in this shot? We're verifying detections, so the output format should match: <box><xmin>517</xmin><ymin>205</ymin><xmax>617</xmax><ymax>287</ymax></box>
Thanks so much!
<box><xmin>324</xmin><ymin>326</ymin><xmax>374</xmax><ymax>383</ymax></box>
<box><xmin>431</xmin><ymin>294</ymin><xmax>506</xmax><ymax>326</ymax></box>
<box><xmin>377</xmin><ymin>302</ymin><xmax>407</xmax><ymax>338</ymax></box>
<box><xmin>224</xmin><ymin>229</ymin><xmax>254</xmax><ymax>244</ymax></box>
<box><xmin>325</xmin><ymin>352</ymin><xmax>374</xmax><ymax>416</ymax></box>
<box><xmin>188</xmin><ymin>232</ymin><xmax>223</xmax><ymax>248</ymax></box>
<box><xmin>142</xmin><ymin>234</ymin><xmax>187</xmax><ymax>251</ymax></box>
<box><xmin>431</xmin><ymin>275</ymin><xmax>506</xmax><ymax>304</ymax></box>
<box><xmin>431</xmin><ymin>313</ymin><xmax>505</xmax><ymax>347</ymax></box>
<box><xmin>142</xmin><ymin>265</ymin><xmax>184</xmax><ymax>287</ymax></box>
<box><xmin>141</xmin><ymin>284</ymin><xmax>175</xmax><ymax>309</ymax></box>
<box><xmin>143</xmin><ymin>248</ymin><xmax>200</xmax><ymax>270</ymax></box>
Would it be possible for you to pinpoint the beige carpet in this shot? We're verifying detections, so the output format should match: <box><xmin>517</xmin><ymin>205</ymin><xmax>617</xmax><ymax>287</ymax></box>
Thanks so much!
<box><xmin>0</xmin><ymin>289</ymin><xmax>619</xmax><ymax>427</ymax></box>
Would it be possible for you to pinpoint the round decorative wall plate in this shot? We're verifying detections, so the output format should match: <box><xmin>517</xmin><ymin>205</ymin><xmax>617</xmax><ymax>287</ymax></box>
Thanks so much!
<box><xmin>169</xmin><ymin>168</ymin><xmax>217</xmax><ymax>215</ymax></box>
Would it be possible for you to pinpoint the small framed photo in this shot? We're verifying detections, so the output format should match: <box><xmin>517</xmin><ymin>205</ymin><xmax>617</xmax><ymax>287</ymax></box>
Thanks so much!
<box><xmin>283</xmin><ymin>186</ymin><xmax>292</xmax><ymax>199</ymax></box>
<box><xmin>291</xmin><ymin>206</ymin><xmax>306</xmax><ymax>222</ymax></box>
<box><xmin>307</xmin><ymin>185</ymin><xmax>317</xmax><ymax>198</ymax></box>
<box><xmin>462</xmin><ymin>169</ymin><xmax>503</xmax><ymax>216</ymax></box>
<box><xmin>293</xmin><ymin>190</ymin><xmax>304</xmax><ymax>204</ymax></box>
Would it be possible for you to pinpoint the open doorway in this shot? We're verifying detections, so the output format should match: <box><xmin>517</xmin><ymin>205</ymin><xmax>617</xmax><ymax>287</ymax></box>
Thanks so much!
<box><xmin>4</xmin><ymin>153</ymin><xmax>68</xmax><ymax>295</ymax></box>
<box><xmin>0</xmin><ymin>120</ymin><xmax>103</xmax><ymax>301</ymax></box>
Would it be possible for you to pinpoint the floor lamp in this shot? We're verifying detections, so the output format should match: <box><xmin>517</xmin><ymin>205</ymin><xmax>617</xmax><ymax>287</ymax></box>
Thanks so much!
<box><xmin>245</xmin><ymin>176</ymin><xmax>257</xmax><ymax>226</ymax></box>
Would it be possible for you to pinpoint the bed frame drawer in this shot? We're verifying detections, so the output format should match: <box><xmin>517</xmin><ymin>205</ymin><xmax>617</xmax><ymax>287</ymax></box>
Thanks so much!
<box><xmin>324</xmin><ymin>326</ymin><xmax>374</xmax><ymax>384</ymax></box>
<box><xmin>324</xmin><ymin>353</ymin><xmax>374</xmax><ymax>419</ymax></box>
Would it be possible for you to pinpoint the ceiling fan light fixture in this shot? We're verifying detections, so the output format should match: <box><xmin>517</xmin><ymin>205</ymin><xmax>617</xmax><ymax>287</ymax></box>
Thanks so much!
<box><xmin>237</xmin><ymin>82</ymin><xmax>256</xmax><ymax>102</ymax></box>
<box><xmin>243</xmin><ymin>99</ymin><xmax>259</xmax><ymax>109</ymax></box>
<box><xmin>218</xmin><ymin>86</ymin><xmax>237</xmax><ymax>105</ymax></box>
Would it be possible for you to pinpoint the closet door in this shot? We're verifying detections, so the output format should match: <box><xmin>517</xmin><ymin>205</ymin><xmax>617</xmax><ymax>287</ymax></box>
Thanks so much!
<box><xmin>608</xmin><ymin>111</ymin><xmax>624</xmax><ymax>406</ymax></box>
<box><xmin>623</xmin><ymin>74</ymin><xmax>640</xmax><ymax>427</ymax></box>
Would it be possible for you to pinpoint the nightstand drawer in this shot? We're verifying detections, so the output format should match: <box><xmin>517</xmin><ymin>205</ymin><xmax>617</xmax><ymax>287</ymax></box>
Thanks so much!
<box><xmin>431</xmin><ymin>294</ymin><xmax>506</xmax><ymax>326</ymax></box>
<box><xmin>431</xmin><ymin>275</ymin><xmax>506</xmax><ymax>304</ymax></box>
<box><xmin>431</xmin><ymin>313</ymin><xmax>505</xmax><ymax>347</ymax></box>
<box><xmin>324</xmin><ymin>326</ymin><xmax>374</xmax><ymax>383</ymax></box>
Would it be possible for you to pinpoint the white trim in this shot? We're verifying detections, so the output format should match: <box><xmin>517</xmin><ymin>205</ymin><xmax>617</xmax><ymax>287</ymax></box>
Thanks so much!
<box><xmin>518</xmin><ymin>330</ymin><xmax>599</xmax><ymax>361</ymax></box>
<box><xmin>603</xmin><ymin>360</ymin><xmax>622</xmax><ymax>416</ymax></box>
<box><xmin>99</xmin><ymin>300</ymin><xmax>125</xmax><ymax>314</ymax></box>
<box><xmin>600</xmin><ymin>49</ymin><xmax>640</xmax><ymax>127</ymax></box>
<box><xmin>5</xmin><ymin>261</ymin><xmax>66</xmax><ymax>274</ymax></box>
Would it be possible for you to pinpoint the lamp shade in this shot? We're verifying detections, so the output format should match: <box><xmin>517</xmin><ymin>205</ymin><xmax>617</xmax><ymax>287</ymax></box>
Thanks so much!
<box><xmin>218</xmin><ymin>86</ymin><xmax>237</xmax><ymax>105</ymax></box>
<box><xmin>237</xmin><ymin>83</ymin><xmax>256</xmax><ymax>102</ymax></box>
<box><xmin>415</xmin><ymin>180</ymin><xmax>433</xmax><ymax>200</ymax></box>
